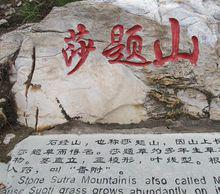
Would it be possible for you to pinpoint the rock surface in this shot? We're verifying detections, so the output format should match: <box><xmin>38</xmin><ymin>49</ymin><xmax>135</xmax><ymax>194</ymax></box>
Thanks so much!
<box><xmin>210</xmin><ymin>97</ymin><xmax>220</xmax><ymax>120</ymax></box>
<box><xmin>3</xmin><ymin>133</ymin><xmax>15</xmax><ymax>145</ymax></box>
<box><xmin>93</xmin><ymin>0</ymin><xmax>220</xmax><ymax>47</ymax></box>
<box><xmin>0</xmin><ymin>0</ymin><xmax>220</xmax><ymax>130</ymax></box>
<box><xmin>0</xmin><ymin>19</ymin><xmax>8</xmax><ymax>26</ymax></box>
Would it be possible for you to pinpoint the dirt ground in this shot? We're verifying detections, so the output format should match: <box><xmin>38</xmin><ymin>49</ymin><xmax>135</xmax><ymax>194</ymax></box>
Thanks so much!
<box><xmin>0</xmin><ymin>125</ymin><xmax>33</xmax><ymax>163</ymax></box>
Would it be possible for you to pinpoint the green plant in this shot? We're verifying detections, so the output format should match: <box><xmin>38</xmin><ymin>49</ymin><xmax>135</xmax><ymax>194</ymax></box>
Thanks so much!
<box><xmin>16</xmin><ymin>0</ymin><xmax>82</xmax><ymax>23</ymax></box>
<box><xmin>19</xmin><ymin>1</ymin><xmax>43</xmax><ymax>22</ymax></box>
<box><xmin>54</xmin><ymin>0</ymin><xmax>81</xmax><ymax>7</ymax></box>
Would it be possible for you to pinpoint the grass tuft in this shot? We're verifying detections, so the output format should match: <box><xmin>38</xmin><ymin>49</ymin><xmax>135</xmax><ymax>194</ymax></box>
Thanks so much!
<box><xmin>19</xmin><ymin>1</ymin><xmax>43</xmax><ymax>22</ymax></box>
<box><xmin>54</xmin><ymin>0</ymin><xmax>80</xmax><ymax>7</ymax></box>
<box><xmin>18</xmin><ymin>0</ymin><xmax>82</xmax><ymax>23</ymax></box>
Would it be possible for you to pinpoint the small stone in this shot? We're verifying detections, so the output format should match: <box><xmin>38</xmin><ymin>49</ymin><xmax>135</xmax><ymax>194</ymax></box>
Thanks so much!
<box><xmin>0</xmin><ymin>5</ymin><xmax>6</xmax><ymax>9</ymax></box>
<box><xmin>0</xmin><ymin>19</ymin><xmax>8</xmax><ymax>26</ymax></box>
<box><xmin>0</xmin><ymin>98</ymin><xmax>6</xmax><ymax>104</ymax></box>
<box><xmin>210</xmin><ymin>97</ymin><xmax>220</xmax><ymax>120</ymax></box>
<box><xmin>6</xmin><ymin>4</ymin><xmax>12</xmax><ymax>8</ymax></box>
<box><xmin>3</xmin><ymin>134</ymin><xmax>16</xmax><ymax>144</ymax></box>
<box><xmin>4</xmin><ymin>8</ymin><xmax>15</xmax><ymax>16</ymax></box>
<box><xmin>0</xmin><ymin>183</ymin><xmax>6</xmax><ymax>190</ymax></box>
<box><xmin>17</xmin><ymin>1</ymin><xmax>22</xmax><ymax>7</ymax></box>
<box><xmin>214</xmin><ymin>12</ymin><xmax>220</xmax><ymax>20</ymax></box>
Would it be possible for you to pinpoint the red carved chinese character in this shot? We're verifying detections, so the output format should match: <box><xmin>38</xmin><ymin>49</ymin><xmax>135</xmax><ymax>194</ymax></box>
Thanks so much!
<box><xmin>102</xmin><ymin>24</ymin><xmax>151</xmax><ymax>66</ymax></box>
<box><xmin>62</xmin><ymin>24</ymin><xmax>96</xmax><ymax>75</ymax></box>
<box><xmin>153</xmin><ymin>18</ymin><xmax>199</xmax><ymax>66</ymax></box>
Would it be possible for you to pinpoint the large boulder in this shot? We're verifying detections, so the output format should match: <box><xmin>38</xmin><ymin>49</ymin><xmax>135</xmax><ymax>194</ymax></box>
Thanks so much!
<box><xmin>0</xmin><ymin>0</ymin><xmax>220</xmax><ymax>130</ymax></box>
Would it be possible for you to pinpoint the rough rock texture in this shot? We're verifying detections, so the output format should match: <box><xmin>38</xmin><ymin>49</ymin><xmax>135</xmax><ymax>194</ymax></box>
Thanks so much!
<box><xmin>210</xmin><ymin>97</ymin><xmax>220</xmax><ymax>120</ymax></box>
<box><xmin>93</xmin><ymin>0</ymin><xmax>220</xmax><ymax>47</ymax></box>
<box><xmin>0</xmin><ymin>19</ymin><xmax>8</xmax><ymax>26</ymax></box>
<box><xmin>0</xmin><ymin>1</ymin><xmax>220</xmax><ymax>131</ymax></box>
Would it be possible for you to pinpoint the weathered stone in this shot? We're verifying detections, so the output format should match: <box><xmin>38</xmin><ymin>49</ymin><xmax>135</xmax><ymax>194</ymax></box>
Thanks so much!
<box><xmin>12</xmin><ymin>31</ymin><xmax>149</xmax><ymax>130</ymax></box>
<box><xmin>4</xmin><ymin>8</ymin><xmax>15</xmax><ymax>16</ymax></box>
<box><xmin>204</xmin><ymin>72</ymin><xmax>220</xmax><ymax>96</ymax></box>
<box><xmin>177</xmin><ymin>89</ymin><xmax>209</xmax><ymax>118</ymax></box>
<box><xmin>0</xmin><ymin>19</ymin><xmax>8</xmax><ymax>26</ymax></box>
<box><xmin>210</xmin><ymin>97</ymin><xmax>220</xmax><ymax>120</ymax></box>
<box><xmin>9</xmin><ymin>2</ymin><xmax>164</xmax><ymax>130</ymax></box>
<box><xmin>0</xmin><ymin>32</ymin><xmax>23</xmax><ymax>64</ymax></box>
<box><xmin>214</xmin><ymin>12</ymin><xmax>220</xmax><ymax>20</ymax></box>
<box><xmin>3</xmin><ymin>133</ymin><xmax>15</xmax><ymax>144</ymax></box>
<box><xmin>16</xmin><ymin>1</ymin><xmax>22</xmax><ymax>7</ymax></box>
<box><xmin>149</xmin><ymin>90</ymin><xmax>182</xmax><ymax>109</ymax></box>
<box><xmin>0</xmin><ymin>98</ymin><xmax>6</xmax><ymax>104</ymax></box>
